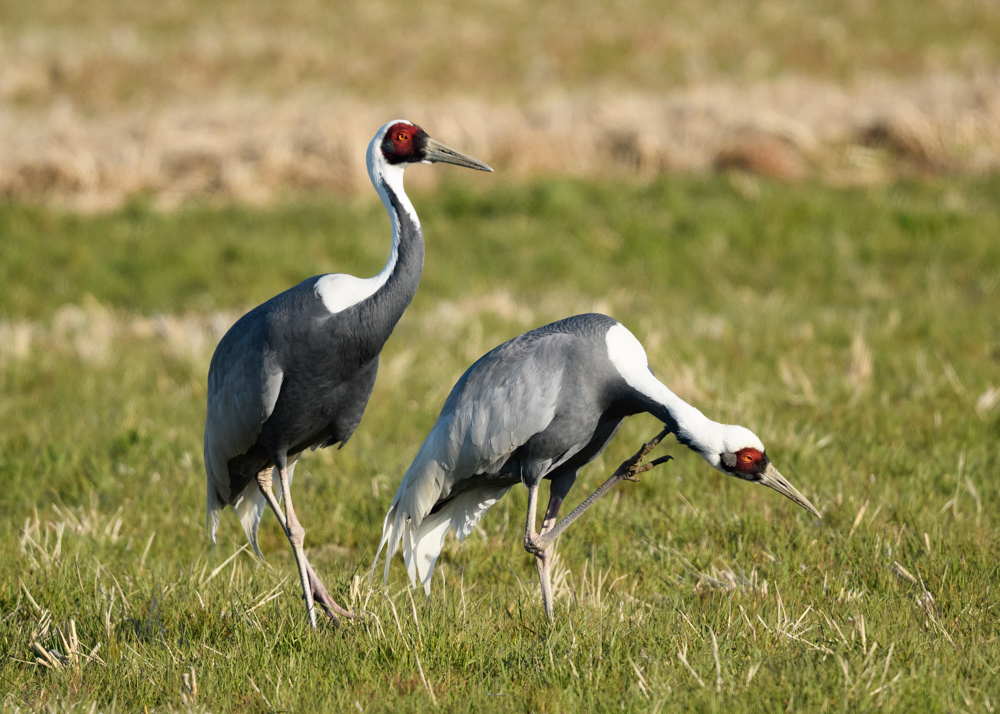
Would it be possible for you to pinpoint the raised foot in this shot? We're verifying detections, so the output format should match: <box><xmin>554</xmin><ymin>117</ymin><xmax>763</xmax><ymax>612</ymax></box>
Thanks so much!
<box><xmin>623</xmin><ymin>454</ymin><xmax>673</xmax><ymax>481</ymax></box>
<box><xmin>621</xmin><ymin>427</ymin><xmax>674</xmax><ymax>481</ymax></box>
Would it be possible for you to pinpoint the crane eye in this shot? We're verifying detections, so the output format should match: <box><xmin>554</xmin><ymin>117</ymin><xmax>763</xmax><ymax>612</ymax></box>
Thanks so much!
<box><xmin>741</xmin><ymin>454</ymin><xmax>753</xmax><ymax>464</ymax></box>
<box><xmin>397</xmin><ymin>133</ymin><xmax>409</xmax><ymax>142</ymax></box>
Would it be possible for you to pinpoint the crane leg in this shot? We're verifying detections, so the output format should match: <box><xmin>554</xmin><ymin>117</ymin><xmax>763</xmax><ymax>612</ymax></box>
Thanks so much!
<box><xmin>534</xmin><ymin>495</ymin><xmax>565</xmax><ymax>622</ymax></box>
<box><xmin>523</xmin><ymin>482</ymin><xmax>570</xmax><ymax>622</ymax></box>
<box><xmin>523</xmin><ymin>429</ymin><xmax>673</xmax><ymax>621</ymax></box>
<box><xmin>522</xmin><ymin>482</ymin><xmax>552</xmax><ymax>620</ymax></box>
<box><xmin>533</xmin><ymin>428</ymin><xmax>672</xmax><ymax>553</ymax></box>
<box><xmin>257</xmin><ymin>469</ymin><xmax>353</xmax><ymax>624</ymax></box>
<box><xmin>276</xmin><ymin>466</ymin><xmax>318</xmax><ymax>629</ymax></box>
<box><xmin>255</xmin><ymin>464</ymin><xmax>316</xmax><ymax>628</ymax></box>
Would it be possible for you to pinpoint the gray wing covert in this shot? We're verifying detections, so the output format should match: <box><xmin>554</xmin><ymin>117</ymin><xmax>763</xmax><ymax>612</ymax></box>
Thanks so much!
<box><xmin>372</xmin><ymin>330</ymin><xmax>576</xmax><ymax>591</ymax></box>
<box><xmin>453</xmin><ymin>334</ymin><xmax>568</xmax><ymax>475</ymax></box>
<box><xmin>204</xmin><ymin>314</ymin><xmax>284</xmax><ymax>506</ymax></box>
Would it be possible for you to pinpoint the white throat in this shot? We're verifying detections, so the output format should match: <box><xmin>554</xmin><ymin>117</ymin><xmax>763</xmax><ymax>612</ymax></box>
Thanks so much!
<box><xmin>315</xmin><ymin>121</ymin><xmax>421</xmax><ymax>315</ymax></box>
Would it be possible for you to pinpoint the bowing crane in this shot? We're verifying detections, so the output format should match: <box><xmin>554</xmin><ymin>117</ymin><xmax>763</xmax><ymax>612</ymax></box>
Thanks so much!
<box><xmin>204</xmin><ymin>120</ymin><xmax>492</xmax><ymax>628</ymax></box>
<box><xmin>373</xmin><ymin>313</ymin><xmax>820</xmax><ymax>620</ymax></box>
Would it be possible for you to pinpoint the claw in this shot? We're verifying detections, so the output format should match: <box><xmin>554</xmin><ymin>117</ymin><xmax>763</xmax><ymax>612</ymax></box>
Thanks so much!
<box><xmin>625</xmin><ymin>429</ymin><xmax>674</xmax><ymax>480</ymax></box>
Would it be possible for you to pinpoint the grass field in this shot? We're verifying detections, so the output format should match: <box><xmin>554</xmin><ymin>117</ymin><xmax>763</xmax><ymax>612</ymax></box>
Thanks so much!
<box><xmin>1</xmin><ymin>174</ymin><xmax>999</xmax><ymax>711</ymax></box>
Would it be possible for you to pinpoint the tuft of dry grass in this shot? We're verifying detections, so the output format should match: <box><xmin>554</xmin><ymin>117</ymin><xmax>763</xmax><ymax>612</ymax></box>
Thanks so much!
<box><xmin>715</xmin><ymin>130</ymin><xmax>807</xmax><ymax>181</ymax></box>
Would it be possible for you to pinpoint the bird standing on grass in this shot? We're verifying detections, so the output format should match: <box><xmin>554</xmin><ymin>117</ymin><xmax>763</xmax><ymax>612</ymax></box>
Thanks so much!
<box><xmin>372</xmin><ymin>313</ymin><xmax>820</xmax><ymax>620</ymax></box>
<box><xmin>204</xmin><ymin>120</ymin><xmax>492</xmax><ymax>628</ymax></box>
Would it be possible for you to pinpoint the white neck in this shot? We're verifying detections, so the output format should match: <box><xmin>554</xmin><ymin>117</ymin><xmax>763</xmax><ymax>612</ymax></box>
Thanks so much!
<box><xmin>314</xmin><ymin>122</ymin><xmax>421</xmax><ymax>315</ymax></box>
<box><xmin>366</xmin><ymin>138</ymin><xmax>419</xmax><ymax>287</ymax></box>
<box><xmin>605</xmin><ymin>323</ymin><xmax>752</xmax><ymax>469</ymax></box>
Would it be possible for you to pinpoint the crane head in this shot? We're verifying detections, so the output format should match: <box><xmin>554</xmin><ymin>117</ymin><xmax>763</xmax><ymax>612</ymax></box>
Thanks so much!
<box><xmin>380</xmin><ymin>121</ymin><xmax>492</xmax><ymax>171</ymax></box>
<box><xmin>706</xmin><ymin>426</ymin><xmax>821</xmax><ymax>518</ymax></box>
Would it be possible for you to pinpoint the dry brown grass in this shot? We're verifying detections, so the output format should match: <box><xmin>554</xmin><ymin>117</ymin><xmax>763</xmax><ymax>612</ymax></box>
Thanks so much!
<box><xmin>2</xmin><ymin>74</ymin><xmax>1000</xmax><ymax>209</ymax></box>
<box><xmin>3</xmin><ymin>0</ymin><xmax>1000</xmax><ymax>208</ymax></box>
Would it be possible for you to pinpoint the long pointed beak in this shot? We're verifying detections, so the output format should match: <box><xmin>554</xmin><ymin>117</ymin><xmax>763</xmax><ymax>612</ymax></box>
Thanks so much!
<box><xmin>423</xmin><ymin>137</ymin><xmax>493</xmax><ymax>172</ymax></box>
<box><xmin>758</xmin><ymin>463</ymin><xmax>821</xmax><ymax>518</ymax></box>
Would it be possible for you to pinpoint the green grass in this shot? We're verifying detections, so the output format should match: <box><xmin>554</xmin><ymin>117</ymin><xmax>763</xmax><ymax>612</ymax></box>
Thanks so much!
<box><xmin>2</xmin><ymin>175</ymin><xmax>1000</xmax><ymax>711</ymax></box>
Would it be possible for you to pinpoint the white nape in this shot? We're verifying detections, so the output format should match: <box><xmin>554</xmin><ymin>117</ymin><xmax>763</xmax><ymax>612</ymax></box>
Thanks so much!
<box><xmin>604</xmin><ymin>321</ymin><xmax>764</xmax><ymax>464</ymax></box>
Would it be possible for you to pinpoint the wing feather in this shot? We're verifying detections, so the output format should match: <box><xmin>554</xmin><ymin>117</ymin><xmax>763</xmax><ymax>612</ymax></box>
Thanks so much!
<box><xmin>204</xmin><ymin>312</ymin><xmax>284</xmax><ymax>540</ymax></box>
<box><xmin>371</xmin><ymin>330</ymin><xmax>574</xmax><ymax>589</ymax></box>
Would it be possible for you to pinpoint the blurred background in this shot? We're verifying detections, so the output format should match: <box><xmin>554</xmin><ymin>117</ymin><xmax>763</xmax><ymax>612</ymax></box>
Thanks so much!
<box><xmin>3</xmin><ymin>0</ymin><xmax>1000</xmax><ymax>210</ymax></box>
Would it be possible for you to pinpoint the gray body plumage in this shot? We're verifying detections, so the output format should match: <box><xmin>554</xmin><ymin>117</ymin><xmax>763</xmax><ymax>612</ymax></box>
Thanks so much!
<box><xmin>429</xmin><ymin>313</ymin><xmax>646</xmax><ymax>498</ymax></box>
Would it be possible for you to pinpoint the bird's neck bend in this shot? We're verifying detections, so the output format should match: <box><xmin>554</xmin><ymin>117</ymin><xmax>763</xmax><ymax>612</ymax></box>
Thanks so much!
<box><xmin>605</xmin><ymin>323</ymin><xmax>724</xmax><ymax>457</ymax></box>
<box><xmin>638</xmin><ymin>377</ymin><xmax>722</xmax><ymax>455</ymax></box>
<box><xmin>356</xmin><ymin>163</ymin><xmax>425</xmax><ymax>353</ymax></box>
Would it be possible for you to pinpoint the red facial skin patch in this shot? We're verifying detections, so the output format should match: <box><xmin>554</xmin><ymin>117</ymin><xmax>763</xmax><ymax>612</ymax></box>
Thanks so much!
<box><xmin>383</xmin><ymin>123</ymin><xmax>425</xmax><ymax>161</ymax></box>
<box><xmin>733</xmin><ymin>447</ymin><xmax>765</xmax><ymax>475</ymax></box>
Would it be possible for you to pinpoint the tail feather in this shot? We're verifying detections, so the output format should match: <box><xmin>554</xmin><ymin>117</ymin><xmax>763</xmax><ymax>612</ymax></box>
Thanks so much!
<box><xmin>371</xmin><ymin>504</ymin><xmax>401</xmax><ymax>587</ymax></box>
<box><xmin>205</xmin><ymin>448</ymin><xmax>226</xmax><ymax>547</ymax></box>
<box><xmin>207</xmin><ymin>480</ymin><xmax>222</xmax><ymax>546</ymax></box>
<box><xmin>371</xmin><ymin>486</ymin><xmax>511</xmax><ymax>594</ymax></box>
<box><xmin>233</xmin><ymin>479</ymin><xmax>266</xmax><ymax>558</ymax></box>
<box><xmin>404</xmin><ymin>509</ymin><xmax>454</xmax><ymax>595</ymax></box>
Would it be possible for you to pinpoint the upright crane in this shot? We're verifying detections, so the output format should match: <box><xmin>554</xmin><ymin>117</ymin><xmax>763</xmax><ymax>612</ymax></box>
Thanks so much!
<box><xmin>205</xmin><ymin>121</ymin><xmax>492</xmax><ymax>628</ymax></box>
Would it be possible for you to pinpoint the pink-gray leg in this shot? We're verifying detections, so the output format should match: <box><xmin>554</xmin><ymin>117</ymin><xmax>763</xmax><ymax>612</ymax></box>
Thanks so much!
<box><xmin>257</xmin><ymin>467</ymin><xmax>353</xmax><ymax>627</ymax></box>
<box><xmin>523</xmin><ymin>481</ymin><xmax>556</xmax><ymax>621</ymax></box>
<box><xmin>523</xmin><ymin>428</ymin><xmax>673</xmax><ymax>621</ymax></box>
<box><xmin>534</xmin><ymin>494</ymin><xmax>563</xmax><ymax>621</ymax></box>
